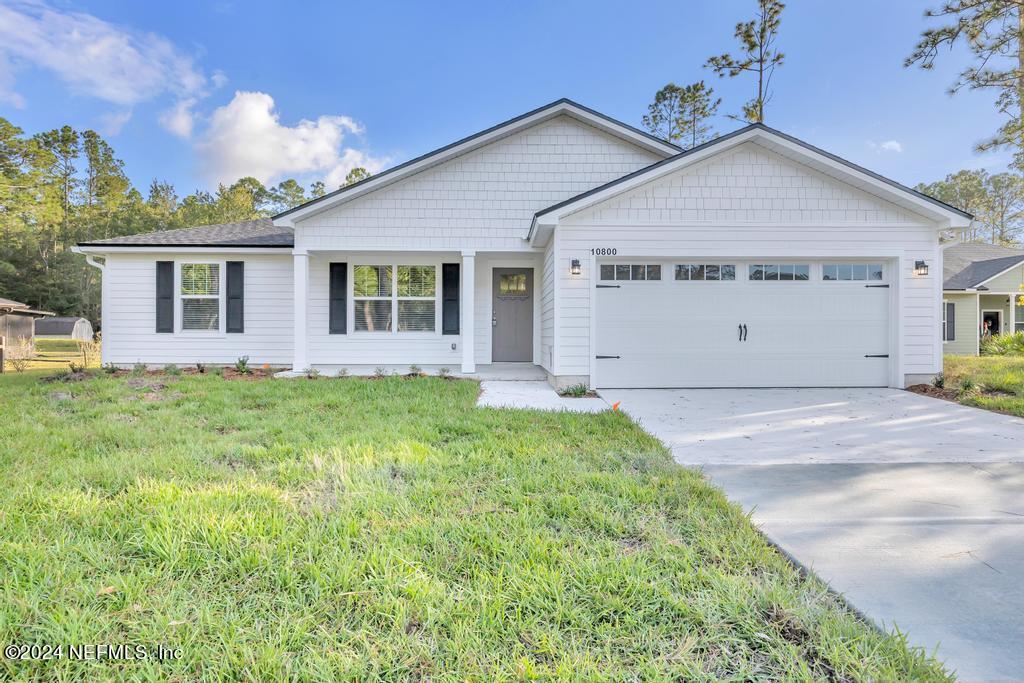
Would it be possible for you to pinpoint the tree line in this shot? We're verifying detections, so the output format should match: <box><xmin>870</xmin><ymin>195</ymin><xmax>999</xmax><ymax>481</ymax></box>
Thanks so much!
<box><xmin>0</xmin><ymin>117</ymin><xmax>367</xmax><ymax>323</ymax></box>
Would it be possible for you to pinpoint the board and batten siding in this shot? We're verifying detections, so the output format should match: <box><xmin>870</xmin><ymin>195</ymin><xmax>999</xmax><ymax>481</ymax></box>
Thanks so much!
<box><xmin>294</xmin><ymin>115</ymin><xmax>663</xmax><ymax>252</ymax></box>
<box><xmin>552</xmin><ymin>142</ymin><xmax>944</xmax><ymax>385</ymax></box>
<box><xmin>101</xmin><ymin>253</ymin><xmax>293</xmax><ymax>366</ymax></box>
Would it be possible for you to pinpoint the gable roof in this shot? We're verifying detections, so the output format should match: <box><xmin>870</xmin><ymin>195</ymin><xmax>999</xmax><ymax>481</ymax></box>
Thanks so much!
<box><xmin>272</xmin><ymin>98</ymin><xmax>680</xmax><ymax>224</ymax></box>
<box><xmin>78</xmin><ymin>219</ymin><xmax>294</xmax><ymax>248</ymax></box>
<box><xmin>529</xmin><ymin>122</ymin><xmax>973</xmax><ymax>244</ymax></box>
<box><xmin>943</xmin><ymin>242</ymin><xmax>1024</xmax><ymax>290</ymax></box>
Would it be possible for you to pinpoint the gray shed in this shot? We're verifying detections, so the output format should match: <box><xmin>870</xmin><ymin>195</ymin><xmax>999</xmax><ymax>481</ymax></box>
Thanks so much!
<box><xmin>0</xmin><ymin>297</ymin><xmax>53</xmax><ymax>344</ymax></box>
<box><xmin>35</xmin><ymin>316</ymin><xmax>94</xmax><ymax>341</ymax></box>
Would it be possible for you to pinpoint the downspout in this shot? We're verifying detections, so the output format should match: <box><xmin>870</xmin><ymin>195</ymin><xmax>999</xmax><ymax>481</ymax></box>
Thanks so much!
<box><xmin>73</xmin><ymin>248</ymin><xmax>107</xmax><ymax>365</ymax></box>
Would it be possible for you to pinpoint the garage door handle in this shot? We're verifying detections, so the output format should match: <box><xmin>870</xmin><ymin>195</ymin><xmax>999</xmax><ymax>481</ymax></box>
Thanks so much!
<box><xmin>596</xmin><ymin>355</ymin><xmax>620</xmax><ymax>359</ymax></box>
<box><xmin>865</xmin><ymin>354</ymin><xmax>889</xmax><ymax>358</ymax></box>
<box><xmin>865</xmin><ymin>284</ymin><xmax>889</xmax><ymax>288</ymax></box>
<box><xmin>596</xmin><ymin>284</ymin><xmax>620</xmax><ymax>289</ymax></box>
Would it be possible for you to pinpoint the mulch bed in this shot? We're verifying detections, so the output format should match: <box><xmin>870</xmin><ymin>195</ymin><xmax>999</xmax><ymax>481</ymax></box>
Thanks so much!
<box><xmin>906</xmin><ymin>384</ymin><xmax>958</xmax><ymax>401</ymax></box>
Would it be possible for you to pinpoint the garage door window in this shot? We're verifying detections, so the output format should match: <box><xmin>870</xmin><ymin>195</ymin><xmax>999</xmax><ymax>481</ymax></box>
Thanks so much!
<box><xmin>749</xmin><ymin>264</ymin><xmax>810</xmax><ymax>281</ymax></box>
<box><xmin>822</xmin><ymin>264</ymin><xmax>884</xmax><ymax>281</ymax></box>
<box><xmin>675</xmin><ymin>264</ymin><xmax>736</xmax><ymax>281</ymax></box>
<box><xmin>600</xmin><ymin>264</ymin><xmax>661</xmax><ymax>281</ymax></box>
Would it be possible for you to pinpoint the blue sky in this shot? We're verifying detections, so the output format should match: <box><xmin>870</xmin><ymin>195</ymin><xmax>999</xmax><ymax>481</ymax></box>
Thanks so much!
<box><xmin>0</xmin><ymin>0</ymin><xmax>1008</xmax><ymax>196</ymax></box>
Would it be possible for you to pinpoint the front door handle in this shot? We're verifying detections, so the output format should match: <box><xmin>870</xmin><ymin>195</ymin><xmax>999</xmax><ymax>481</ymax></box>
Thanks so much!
<box><xmin>492</xmin><ymin>316</ymin><xmax>497</xmax><ymax>327</ymax></box>
<box><xmin>738</xmin><ymin>324</ymin><xmax>743</xmax><ymax>341</ymax></box>
<box><xmin>742</xmin><ymin>324</ymin><xmax>748</xmax><ymax>341</ymax></box>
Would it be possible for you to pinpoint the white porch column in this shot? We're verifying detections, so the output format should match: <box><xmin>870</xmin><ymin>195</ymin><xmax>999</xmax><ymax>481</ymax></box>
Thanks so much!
<box><xmin>461</xmin><ymin>250</ymin><xmax>476</xmax><ymax>373</ymax></box>
<box><xmin>293</xmin><ymin>250</ymin><xmax>309</xmax><ymax>371</ymax></box>
<box><xmin>1012</xmin><ymin>295</ymin><xmax>1018</xmax><ymax>334</ymax></box>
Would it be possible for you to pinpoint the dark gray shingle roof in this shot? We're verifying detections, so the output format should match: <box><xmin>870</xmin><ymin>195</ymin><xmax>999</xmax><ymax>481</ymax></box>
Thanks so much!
<box><xmin>943</xmin><ymin>242</ymin><xmax>1024</xmax><ymax>290</ymax></box>
<box><xmin>78</xmin><ymin>219</ymin><xmax>294</xmax><ymax>248</ymax></box>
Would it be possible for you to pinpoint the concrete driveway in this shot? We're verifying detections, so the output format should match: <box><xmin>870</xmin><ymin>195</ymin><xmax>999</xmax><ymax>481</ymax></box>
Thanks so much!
<box><xmin>601</xmin><ymin>388</ymin><xmax>1024</xmax><ymax>683</ymax></box>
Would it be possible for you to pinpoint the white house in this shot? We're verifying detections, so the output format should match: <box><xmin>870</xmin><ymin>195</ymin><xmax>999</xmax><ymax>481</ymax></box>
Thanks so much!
<box><xmin>76</xmin><ymin>99</ymin><xmax>972</xmax><ymax>388</ymax></box>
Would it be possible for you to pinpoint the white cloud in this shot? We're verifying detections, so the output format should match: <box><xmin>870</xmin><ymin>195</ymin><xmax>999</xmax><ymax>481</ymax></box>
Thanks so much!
<box><xmin>0</xmin><ymin>0</ymin><xmax>219</xmax><ymax>135</ymax></box>
<box><xmin>159</xmin><ymin>98</ymin><xmax>198</xmax><ymax>139</ymax></box>
<box><xmin>196</xmin><ymin>91</ymin><xmax>385</xmax><ymax>187</ymax></box>
<box><xmin>98</xmin><ymin>109</ymin><xmax>132</xmax><ymax>136</ymax></box>
<box><xmin>868</xmin><ymin>139</ymin><xmax>904</xmax><ymax>153</ymax></box>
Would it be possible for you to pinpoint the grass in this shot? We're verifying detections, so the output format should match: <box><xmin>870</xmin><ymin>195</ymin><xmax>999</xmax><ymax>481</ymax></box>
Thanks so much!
<box><xmin>0</xmin><ymin>370</ymin><xmax>951</xmax><ymax>681</ymax></box>
<box><xmin>943</xmin><ymin>354</ymin><xmax>1024</xmax><ymax>416</ymax></box>
<box><xmin>2</xmin><ymin>338</ymin><xmax>98</xmax><ymax>373</ymax></box>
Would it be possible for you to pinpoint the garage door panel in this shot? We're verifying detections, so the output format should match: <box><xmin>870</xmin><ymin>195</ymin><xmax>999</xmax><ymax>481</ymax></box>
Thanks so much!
<box><xmin>596</xmin><ymin>261</ymin><xmax>890</xmax><ymax>388</ymax></box>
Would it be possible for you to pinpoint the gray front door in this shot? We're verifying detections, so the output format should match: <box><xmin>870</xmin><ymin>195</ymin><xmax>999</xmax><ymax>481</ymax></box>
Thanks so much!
<box><xmin>492</xmin><ymin>268</ymin><xmax>533</xmax><ymax>362</ymax></box>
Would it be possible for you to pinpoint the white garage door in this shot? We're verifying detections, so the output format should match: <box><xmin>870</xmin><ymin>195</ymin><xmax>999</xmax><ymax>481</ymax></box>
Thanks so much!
<box><xmin>595</xmin><ymin>261</ymin><xmax>891</xmax><ymax>388</ymax></box>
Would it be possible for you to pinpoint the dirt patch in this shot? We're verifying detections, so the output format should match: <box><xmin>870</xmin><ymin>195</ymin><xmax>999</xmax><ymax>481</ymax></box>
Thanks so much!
<box><xmin>49</xmin><ymin>391</ymin><xmax>74</xmax><ymax>401</ymax></box>
<box><xmin>907</xmin><ymin>384</ymin><xmax>958</xmax><ymax>401</ymax></box>
<box><xmin>219</xmin><ymin>367</ymin><xmax>280</xmax><ymax>381</ymax></box>
<box><xmin>40</xmin><ymin>371</ymin><xmax>91</xmax><ymax>384</ymax></box>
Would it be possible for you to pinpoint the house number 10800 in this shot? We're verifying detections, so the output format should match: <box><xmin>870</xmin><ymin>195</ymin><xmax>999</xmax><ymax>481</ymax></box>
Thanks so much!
<box><xmin>591</xmin><ymin>248</ymin><xmax>617</xmax><ymax>255</ymax></box>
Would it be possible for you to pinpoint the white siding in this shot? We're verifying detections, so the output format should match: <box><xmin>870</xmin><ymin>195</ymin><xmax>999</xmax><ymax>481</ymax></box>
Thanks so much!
<box><xmin>553</xmin><ymin>142</ymin><xmax>943</xmax><ymax>385</ymax></box>
<box><xmin>295</xmin><ymin>115</ymin><xmax>662</xmax><ymax>251</ymax></box>
<box><xmin>102</xmin><ymin>253</ymin><xmax>294</xmax><ymax>366</ymax></box>
<box><xmin>540</xmin><ymin>239</ymin><xmax>555</xmax><ymax>372</ymax></box>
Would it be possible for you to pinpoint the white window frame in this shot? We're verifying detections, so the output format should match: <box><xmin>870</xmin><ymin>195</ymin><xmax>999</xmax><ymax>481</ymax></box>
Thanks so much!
<box><xmin>176</xmin><ymin>260</ymin><xmax>225</xmax><ymax>335</ymax></box>
<box><xmin>821</xmin><ymin>262</ymin><xmax>886</xmax><ymax>283</ymax></box>
<box><xmin>351</xmin><ymin>261</ymin><xmax>440</xmax><ymax>335</ymax></box>
<box><xmin>674</xmin><ymin>264</ymin><xmax>738</xmax><ymax>282</ymax></box>
<box><xmin>599</xmin><ymin>263</ymin><xmax>663</xmax><ymax>281</ymax></box>
<box><xmin>747</xmin><ymin>264</ymin><xmax>812</xmax><ymax>282</ymax></box>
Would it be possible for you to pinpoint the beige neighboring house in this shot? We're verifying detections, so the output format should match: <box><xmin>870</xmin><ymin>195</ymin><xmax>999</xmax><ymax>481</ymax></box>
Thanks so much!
<box><xmin>942</xmin><ymin>242</ymin><xmax>1024</xmax><ymax>355</ymax></box>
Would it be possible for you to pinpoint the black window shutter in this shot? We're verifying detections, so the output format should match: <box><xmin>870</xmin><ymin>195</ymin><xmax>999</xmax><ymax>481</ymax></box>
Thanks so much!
<box><xmin>329</xmin><ymin>262</ymin><xmax>347</xmax><ymax>334</ymax></box>
<box><xmin>156</xmin><ymin>261</ymin><xmax>174</xmax><ymax>333</ymax></box>
<box><xmin>226</xmin><ymin>261</ymin><xmax>244</xmax><ymax>333</ymax></box>
<box><xmin>442</xmin><ymin>263</ymin><xmax>460</xmax><ymax>335</ymax></box>
<box><xmin>946</xmin><ymin>301</ymin><xmax>955</xmax><ymax>342</ymax></box>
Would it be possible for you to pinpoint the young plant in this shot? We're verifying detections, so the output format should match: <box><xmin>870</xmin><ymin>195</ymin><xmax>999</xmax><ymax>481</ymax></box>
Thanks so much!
<box><xmin>131</xmin><ymin>362</ymin><xmax>147</xmax><ymax>376</ymax></box>
<box><xmin>931</xmin><ymin>373</ymin><xmax>945</xmax><ymax>389</ymax></box>
<box><xmin>235</xmin><ymin>356</ymin><xmax>251</xmax><ymax>374</ymax></box>
<box><xmin>195</xmin><ymin>362</ymin><xmax>206</xmax><ymax>374</ymax></box>
<box><xmin>373</xmin><ymin>366</ymin><xmax>387</xmax><ymax>379</ymax></box>
<box><xmin>408</xmin><ymin>365</ymin><xmax>423</xmax><ymax>377</ymax></box>
<box><xmin>7</xmin><ymin>336</ymin><xmax>35</xmax><ymax>372</ymax></box>
<box><xmin>304</xmin><ymin>367</ymin><xmax>320</xmax><ymax>379</ymax></box>
<box><xmin>102</xmin><ymin>362</ymin><xmax>118</xmax><ymax>374</ymax></box>
<box><xmin>68</xmin><ymin>362</ymin><xmax>85</xmax><ymax>374</ymax></box>
<box><xmin>559</xmin><ymin>383</ymin><xmax>592</xmax><ymax>398</ymax></box>
<box><xmin>164</xmin><ymin>363</ymin><xmax>181</xmax><ymax>376</ymax></box>
<box><xmin>335</xmin><ymin>367</ymin><xmax>348</xmax><ymax>378</ymax></box>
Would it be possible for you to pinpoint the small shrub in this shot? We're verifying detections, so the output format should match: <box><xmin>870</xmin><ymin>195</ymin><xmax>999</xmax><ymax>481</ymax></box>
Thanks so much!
<box><xmin>7</xmin><ymin>336</ymin><xmax>35</xmax><ymax>372</ymax></box>
<box><xmin>373</xmin><ymin>366</ymin><xmax>387</xmax><ymax>379</ymax></box>
<box><xmin>408</xmin><ymin>365</ymin><xmax>423</xmax><ymax>377</ymax></box>
<box><xmin>559</xmin><ymin>383</ymin><xmax>591</xmax><ymax>397</ymax></box>
<box><xmin>438</xmin><ymin>367</ymin><xmax>451</xmax><ymax>379</ymax></box>
<box><xmin>210</xmin><ymin>366</ymin><xmax>224</xmax><ymax>377</ymax></box>
<box><xmin>77</xmin><ymin>339</ymin><xmax>102</xmax><ymax>367</ymax></box>
<box><xmin>52</xmin><ymin>367</ymin><xmax>71</xmax><ymax>381</ymax></box>
<box><xmin>102</xmin><ymin>362</ymin><xmax>118</xmax><ymax>374</ymax></box>
<box><xmin>164</xmin><ymin>363</ymin><xmax>181</xmax><ymax>376</ymax></box>
<box><xmin>981</xmin><ymin>332</ymin><xmax>1024</xmax><ymax>356</ymax></box>
<box><xmin>131</xmin><ymin>363</ymin><xmax>147</xmax><ymax>376</ymax></box>
<box><xmin>932</xmin><ymin>373</ymin><xmax>945</xmax><ymax>389</ymax></box>
<box><xmin>304</xmin><ymin>367</ymin><xmax>320</xmax><ymax>379</ymax></box>
<box><xmin>235</xmin><ymin>356</ymin><xmax>251</xmax><ymax>374</ymax></box>
<box><xmin>335</xmin><ymin>368</ymin><xmax>348</xmax><ymax>378</ymax></box>
<box><xmin>68</xmin><ymin>362</ymin><xmax>85</xmax><ymax>374</ymax></box>
<box><xmin>196</xmin><ymin>362</ymin><xmax>206</xmax><ymax>374</ymax></box>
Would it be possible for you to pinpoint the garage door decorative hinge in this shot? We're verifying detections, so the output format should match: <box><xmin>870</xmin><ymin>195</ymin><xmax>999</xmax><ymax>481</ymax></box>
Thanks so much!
<box><xmin>865</xmin><ymin>284</ymin><xmax>890</xmax><ymax>288</ymax></box>
<box><xmin>864</xmin><ymin>354</ymin><xmax>889</xmax><ymax>358</ymax></box>
<box><xmin>595</xmin><ymin>355</ymin><xmax>621</xmax><ymax>359</ymax></box>
<box><xmin>596</xmin><ymin>284</ymin><xmax>620</xmax><ymax>289</ymax></box>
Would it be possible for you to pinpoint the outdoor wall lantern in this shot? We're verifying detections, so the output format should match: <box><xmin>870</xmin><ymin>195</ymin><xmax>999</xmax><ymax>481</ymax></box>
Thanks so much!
<box><xmin>570</xmin><ymin>259</ymin><xmax>581</xmax><ymax>276</ymax></box>
<box><xmin>913</xmin><ymin>260</ymin><xmax>929</xmax><ymax>276</ymax></box>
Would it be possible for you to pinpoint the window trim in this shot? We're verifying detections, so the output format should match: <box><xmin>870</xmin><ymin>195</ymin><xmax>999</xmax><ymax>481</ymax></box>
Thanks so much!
<box><xmin>748</xmin><ymin>263</ymin><xmax>811</xmax><ymax>282</ymax></box>
<box><xmin>599</xmin><ymin>263</ymin><xmax>662</xmax><ymax>281</ymax></box>
<box><xmin>674</xmin><ymin>264</ymin><xmax>738</xmax><ymax>282</ymax></box>
<box><xmin>821</xmin><ymin>262</ymin><xmax>885</xmax><ymax>283</ymax></box>
<box><xmin>176</xmin><ymin>260</ymin><xmax>226</xmax><ymax>335</ymax></box>
<box><xmin>351</xmin><ymin>262</ymin><xmax>440</xmax><ymax>335</ymax></box>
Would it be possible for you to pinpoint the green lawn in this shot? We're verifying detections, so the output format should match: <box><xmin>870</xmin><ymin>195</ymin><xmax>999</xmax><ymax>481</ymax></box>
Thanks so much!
<box><xmin>2</xmin><ymin>338</ymin><xmax>98</xmax><ymax>373</ymax></box>
<box><xmin>0</xmin><ymin>371</ymin><xmax>950</xmax><ymax>681</ymax></box>
<box><xmin>943</xmin><ymin>355</ymin><xmax>1024</xmax><ymax>417</ymax></box>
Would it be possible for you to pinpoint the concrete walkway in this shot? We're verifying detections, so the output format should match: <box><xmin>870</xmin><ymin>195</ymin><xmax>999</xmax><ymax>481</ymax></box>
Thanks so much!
<box><xmin>477</xmin><ymin>380</ymin><xmax>608</xmax><ymax>413</ymax></box>
<box><xmin>600</xmin><ymin>388</ymin><xmax>1024</xmax><ymax>682</ymax></box>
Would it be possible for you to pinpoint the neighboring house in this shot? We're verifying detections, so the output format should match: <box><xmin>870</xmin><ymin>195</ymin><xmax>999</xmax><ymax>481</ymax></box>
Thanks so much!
<box><xmin>34</xmin><ymin>316</ymin><xmax>95</xmax><ymax>342</ymax></box>
<box><xmin>0</xmin><ymin>297</ymin><xmax>53</xmax><ymax>345</ymax></box>
<box><xmin>942</xmin><ymin>242</ymin><xmax>1024</xmax><ymax>355</ymax></box>
<box><xmin>75</xmin><ymin>99</ymin><xmax>972</xmax><ymax>388</ymax></box>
